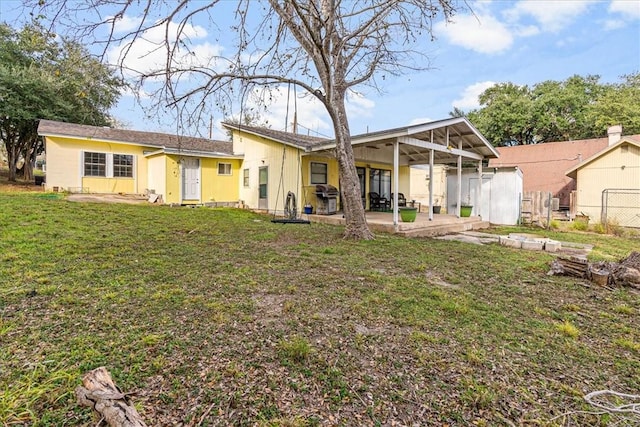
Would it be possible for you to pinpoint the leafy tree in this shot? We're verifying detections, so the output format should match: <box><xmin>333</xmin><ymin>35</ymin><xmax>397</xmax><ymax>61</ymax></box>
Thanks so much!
<box><xmin>467</xmin><ymin>83</ymin><xmax>535</xmax><ymax>146</ymax></box>
<box><xmin>587</xmin><ymin>72</ymin><xmax>640</xmax><ymax>136</ymax></box>
<box><xmin>468</xmin><ymin>74</ymin><xmax>639</xmax><ymax>146</ymax></box>
<box><xmin>0</xmin><ymin>23</ymin><xmax>122</xmax><ymax>181</ymax></box>
<box><xmin>26</xmin><ymin>0</ymin><xmax>463</xmax><ymax>240</ymax></box>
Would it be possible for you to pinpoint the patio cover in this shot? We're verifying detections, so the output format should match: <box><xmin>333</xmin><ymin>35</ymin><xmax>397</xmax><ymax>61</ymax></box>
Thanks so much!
<box><xmin>310</xmin><ymin>117</ymin><xmax>500</xmax><ymax>226</ymax></box>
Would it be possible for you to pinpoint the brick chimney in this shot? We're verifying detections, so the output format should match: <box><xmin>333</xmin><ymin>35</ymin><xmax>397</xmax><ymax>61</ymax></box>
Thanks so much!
<box><xmin>608</xmin><ymin>124</ymin><xmax>622</xmax><ymax>146</ymax></box>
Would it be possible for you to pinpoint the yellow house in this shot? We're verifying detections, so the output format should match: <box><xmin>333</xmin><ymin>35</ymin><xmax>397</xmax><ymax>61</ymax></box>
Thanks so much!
<box><xmin>223</xmin><ymin>117</ymin><xmax>498</xmax><ymax>224</ymax></box>
<box><xmin>566</xmin><ymin>135</ymin><xmax>640</xmax><ymax>227</ymax></box>
<box><xmin>38</xmin><ymin>120</ymin><xmax>242</xmax><ymax>205</ymax></box>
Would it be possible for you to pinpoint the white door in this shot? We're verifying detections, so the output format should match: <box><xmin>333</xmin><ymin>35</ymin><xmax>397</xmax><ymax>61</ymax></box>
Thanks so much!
<box><xmin>182</xmin><ymin>158</ymin><xmax>200</xmax><ymax>201</ymax></box>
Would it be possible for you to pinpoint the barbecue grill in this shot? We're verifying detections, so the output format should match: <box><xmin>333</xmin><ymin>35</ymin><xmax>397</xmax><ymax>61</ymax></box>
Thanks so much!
<box><xmin>315</xmin><ymin>184</ymin><xmax>338</xmax><ymax>215</ymax></box>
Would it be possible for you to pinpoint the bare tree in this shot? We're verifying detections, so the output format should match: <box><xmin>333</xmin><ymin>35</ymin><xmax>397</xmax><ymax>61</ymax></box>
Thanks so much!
<box><xmin>28</xmin><ymin>0</ymin><xmax>462</xmax><ymax>240</ymax></box>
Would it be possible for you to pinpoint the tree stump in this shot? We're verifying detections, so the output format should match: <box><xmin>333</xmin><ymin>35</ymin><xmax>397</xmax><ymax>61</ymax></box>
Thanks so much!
<box><xmin>76</xmin><ymin>367</ymin><xmax>147</xmax><ymax>427</ymax></box>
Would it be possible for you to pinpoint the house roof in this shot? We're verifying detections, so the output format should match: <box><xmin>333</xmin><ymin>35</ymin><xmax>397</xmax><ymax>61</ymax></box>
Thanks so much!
<box><xmin>38</xmin><ymin>119</ymin><xmax>235</xmax><ymax>156</ymax></box>
<box><xmin>221</xmin><ymin>122</ymin><xmax>328</xmax><ymax>149</ymax></box>
<box><xmin>566</xmin><ymin>137</ymin><xmax>640</xmax><ymax>179</ymax></box>
<box><xmin>224</xmin><ymin>117</ymin><xmax>498</xmax><ymax>166</ymax></box>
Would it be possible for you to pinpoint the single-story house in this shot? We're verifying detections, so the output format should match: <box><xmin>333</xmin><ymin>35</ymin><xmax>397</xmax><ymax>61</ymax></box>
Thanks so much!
<box><xmin>566</xmin><ymin>129</ymin><xmax>640</xmax><ymax>227</ymax></box>
<box><xmin>39</xmin><ymin>117</ymin><xmax>502</xmax><ymax>225</ymax></box>
<box><xmin>38</xmin><ymin>120</ymin><xmax>243</xmax><ymax>205</ymax></box>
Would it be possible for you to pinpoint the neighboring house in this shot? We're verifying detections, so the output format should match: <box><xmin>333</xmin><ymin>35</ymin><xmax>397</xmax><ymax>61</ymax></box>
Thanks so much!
<box><xmin>409</xmin><ymin>165</ymin><xmax>447</xmax><ymax>211</ymax></box>
<box><xmin>566</xmin><ymin>131</ymin><xmax>640</xmax><ymax>228</ymax></box>
<box><xmin>488</xmin><ymin>127</ymin><xmax>640</xmax><ymax>210</ymax></box>
<box><xmin>224</xmin><ymin>117</ymin><xmax>499</xmax><ymax>223</ymax></box>
<box><xmin>38</xmin><ymin>120</ymin><xmax>242</xmax><ymax>205</ymax></box>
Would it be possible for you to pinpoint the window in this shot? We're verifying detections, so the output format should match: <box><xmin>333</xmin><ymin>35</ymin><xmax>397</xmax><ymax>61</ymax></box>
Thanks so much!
<box><xmin>243</xmin><ymin>168</ymin><xmax>250</xmax><ymax>187</ymax></box>
<box><xmin>218</xmin><ymin>162</ymin><xmax>232</xmax><ymax>175</ymax></box>
<box><xmin>310</xmin><ymin>162</ymin><xmax>328</xmax><ymax>184</ymax></box>
<box><xmin>84</xmin><ymin>152</ymin><xmax>106</xmax><ymax>177</ymax></box>
<box><xmin>113</xmin><ymin>154</ymin><xmax>133</xmax><ymax>178</ymax></box>
<box><xmin>83</xmin><ymin>152</ymin><xmax>134</xmax><ymax>178</ymax></box>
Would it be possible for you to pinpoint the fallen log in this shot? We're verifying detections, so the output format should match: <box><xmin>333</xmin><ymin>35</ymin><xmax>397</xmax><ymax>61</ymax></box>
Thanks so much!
<box><xmin>76</xmin><ymin>367</ymin><xmax>147</xmax><ymax>427</ymax></box>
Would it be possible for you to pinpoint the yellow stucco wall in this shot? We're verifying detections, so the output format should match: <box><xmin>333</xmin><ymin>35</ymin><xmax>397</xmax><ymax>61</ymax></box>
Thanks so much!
<box><xmin>202</xmin><ymin>158</ymin><xmax>242</xmax><ymax>202</ymax></box>
<box><xmin>146</xmin><ymin>154</ymin><xmax>167</xmax><ymax>202</ymax></box>
<box><xmin>44</xmin><ymin>136</ymin><xmax>148</xmax><ymax>193</ymax></box>
<box><xmin>162</xmin><ymin>155</ymin><xmax>241</xmax><ymax>204</ymax></box>
<box><xmin>233</xmin><ymin>131</ymin><xmax>304</xmax><ymax>212</ymax></box>
<box><xmin>576</xmin><ymin>142</ymin><xmax>640</xmax><ymax>224</ymax></box>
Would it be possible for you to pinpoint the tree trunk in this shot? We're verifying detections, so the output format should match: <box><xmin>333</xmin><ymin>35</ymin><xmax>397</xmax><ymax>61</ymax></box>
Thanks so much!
<box><xmin>76</xmin><ymin>367</ymin><xmax>147</xmax><ymax>427</ymax></box>
<box><xmin>21</xmin><ymin>147</ymin><xmax>35</xmax><ymax>181</ymax></box>
<box><xmin>6</xmin><ymin>143</ymin><xmax>20</xmax><ymax>182</ymax></box>
<box><xmin>329</xmin><ymin>96</ymin><xmax>374</xmax><ymax>240</ymax></box>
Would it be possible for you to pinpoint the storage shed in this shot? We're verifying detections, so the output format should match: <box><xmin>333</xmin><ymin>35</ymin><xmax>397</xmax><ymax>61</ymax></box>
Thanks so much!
<box><xmin>446</xmin><ymin>167</ymin><xmax>523</xmax><ymax>225</ymax></box>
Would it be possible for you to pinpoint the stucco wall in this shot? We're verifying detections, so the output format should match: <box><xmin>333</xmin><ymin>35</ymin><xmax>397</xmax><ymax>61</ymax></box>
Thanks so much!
<box><xmin>576</xmin><ymin>142</ymin><xmax>640</xmax><ymax>224</ymax></box>
<box><xmin>44</xmin><ymin>136</ymin><xmax>147</xmax><ymax>193</ymax></box>
<box><xmin>234</xmin><ymin>132</ymin><xmax>304</xmax><ymax>212</ymax></box>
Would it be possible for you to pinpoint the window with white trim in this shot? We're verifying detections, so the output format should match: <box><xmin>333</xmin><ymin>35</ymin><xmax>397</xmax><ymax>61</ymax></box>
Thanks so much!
<box><xmin>113</xmin><ymin>154</ymin><xmax>133</xmax><ymax>177</ymax></box>
<box><xmin>84</xmin><ymin>152</ymin><xmax>106</xmax><ymax>176</ymax></box>
<box><xmin>243</xmin><ymin>168</ymin><xmax>249</xmax><ymax>187</ymax></box>
<box><xmin>218</xmin><ymin>162</ymin><xmax>232</xmax><ymax>175</ymax></box>
<box><xmin>310</xmin><ymin>162</ymin><xmax>327</xmax><ymax>184</ymax></box>
<box><xmin>83</xmin><ymin>152</ymin><xmax>134</xmax><ymax>178</ymax></box>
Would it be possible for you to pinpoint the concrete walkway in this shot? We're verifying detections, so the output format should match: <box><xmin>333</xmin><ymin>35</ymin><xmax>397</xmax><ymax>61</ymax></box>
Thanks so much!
<box><xmin>306</xmin><ymin>212</ymin><xmax>490</xmax><ymax>237</ymax></box>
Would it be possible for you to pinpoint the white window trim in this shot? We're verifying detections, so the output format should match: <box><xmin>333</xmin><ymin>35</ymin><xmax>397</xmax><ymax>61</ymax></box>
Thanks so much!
<box><xmin>82</xmin><ymin>151</ymin><xmax>135</xmax><ymax>178</ymax></box>
<box><xmin>310</xmin><ymin>161</ymin><xmax>328</xmax><ymax>184</ymax></box>
<box><xmin>218</xmin><ymin>162</ymin><xmax>232</xmax><ymax>176</ymax></box>
<box><xmin>243</xmin><ymin>168</ymin><xmax>250</xmax><ymax>187</ymax></box>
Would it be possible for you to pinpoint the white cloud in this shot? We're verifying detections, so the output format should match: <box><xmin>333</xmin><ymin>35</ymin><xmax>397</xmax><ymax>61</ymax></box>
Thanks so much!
<box><xmin>105</xmin><ymin>16</ymin><xmax>222</xmax><ymax>78</ymax></box>
<box><xmin>507</xmin><ymin>0</ymin><xmax>591</xmax><ymax>32</ymax></box>
<box><xmin>110</xmin><ymin>15</ymin><xmax>142</xmax><ymax>33</ymax></box>
<box><xmin>435</xmin><ymin>14</ymin><xmax>514</xmax><ymax>54</ymax></box>
<box><xmin>603</xmin><ymin>19</ymin><xmax>627</xmax><ymax>30</ymax></box>
<box><xmin>244</xmin><ymin>86</ymin><xmax>331</xmax><ymax>135</ymax></box>
<box><xmin>346</xmin><ymin>91</ymin><xmax>375</xmax><ymax>119</ymax></box>
<box><xmin>609</xmin><ymin>0</ymin><xmax>640</xmax><ymax>18</ymax></box>
<box><xmin>452</xmin><ymin>81</ymin><xmax>496</xmax><ymax>110</ymax></box>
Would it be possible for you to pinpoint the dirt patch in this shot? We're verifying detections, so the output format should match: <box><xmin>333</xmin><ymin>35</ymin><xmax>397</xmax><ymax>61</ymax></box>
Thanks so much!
<box><xmin>67</xmin><ymin>193</ymin><xmax>149</xmax><ymax>204</ymax></box>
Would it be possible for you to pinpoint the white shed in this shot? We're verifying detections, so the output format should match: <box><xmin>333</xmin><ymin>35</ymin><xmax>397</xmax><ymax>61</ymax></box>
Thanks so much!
<box><xmin>446</xmin><ymin>167</ymin><xmax>523</xmax><ymax>225</ymax></box>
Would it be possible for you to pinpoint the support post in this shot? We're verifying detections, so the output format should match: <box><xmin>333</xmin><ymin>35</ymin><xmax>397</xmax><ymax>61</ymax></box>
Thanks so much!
<box><xmin>393</xmin><ymin>140</ymin><xmax>399</xmax><ymax>227</ymax></box>
<box><xmin>477</xmin><ymin>160</ymin><xmax>483</xmax><ymax>219</ymax></box>
<box><xmin>429</xmin><ymin>134</ymin><xmax>434</xmax><ymax>221</ymax></box>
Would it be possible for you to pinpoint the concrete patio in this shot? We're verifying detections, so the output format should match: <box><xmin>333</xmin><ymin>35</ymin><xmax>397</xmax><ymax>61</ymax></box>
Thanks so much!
<box><xmin>304</xmin><ymin>211</ymin><xmax>490</xmax><ymax>237</ymax></box>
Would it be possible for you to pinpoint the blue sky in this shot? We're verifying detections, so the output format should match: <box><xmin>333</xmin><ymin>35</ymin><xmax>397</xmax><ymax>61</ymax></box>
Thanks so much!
<box><xmin>1</xmin><ymin>0</ymin><xmax>639</xmax><ymax>140</ymax></box>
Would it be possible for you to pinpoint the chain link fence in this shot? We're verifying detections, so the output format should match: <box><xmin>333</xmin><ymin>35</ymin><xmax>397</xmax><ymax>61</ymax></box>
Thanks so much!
<box><xmin>602</xmin><ymin>189</ymin><xmax>640</xmax><ymax>228</ymax></box>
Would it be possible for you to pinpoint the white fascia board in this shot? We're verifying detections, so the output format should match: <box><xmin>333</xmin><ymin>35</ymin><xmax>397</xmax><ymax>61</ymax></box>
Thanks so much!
<box><xmin>398</xmin><ymin>136</ymin><xmax>484</xmax><ymax>161</ymax></box>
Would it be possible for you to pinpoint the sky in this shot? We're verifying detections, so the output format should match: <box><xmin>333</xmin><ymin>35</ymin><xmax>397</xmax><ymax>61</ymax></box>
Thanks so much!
<box><xmin>1</xmin><ymin>0</ymin><xmax>639</xmax><ymax>140</ymax></box>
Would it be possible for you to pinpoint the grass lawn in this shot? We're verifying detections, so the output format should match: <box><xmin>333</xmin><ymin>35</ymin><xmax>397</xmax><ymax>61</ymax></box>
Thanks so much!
<box><xmin>1</xmin><ymin>192</ymin><xmax>639</xmax><ymax>426</ymax></box>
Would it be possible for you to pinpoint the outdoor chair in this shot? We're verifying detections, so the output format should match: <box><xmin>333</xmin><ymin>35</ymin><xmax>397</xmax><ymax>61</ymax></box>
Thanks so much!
<box><xmin>392</xmin><ymin>193</ymin><xmax>407</xmax><ymax>207</ymax></box>
<box><xmin>368</xmin><ymin>192</ymin><xmax>390</xmax><ymax>211</ymax></box>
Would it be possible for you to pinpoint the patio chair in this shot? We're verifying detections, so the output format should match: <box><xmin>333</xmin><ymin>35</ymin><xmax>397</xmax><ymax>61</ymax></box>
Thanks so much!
<box><xmin>391</xmin><ymin>193</ymin><xmax>407</xmax><ymax>207</ymax></box>
<box><xmin>368</xmin><ymin>192</ymin><xmax>389</xmax><ymax>211</ymax></box>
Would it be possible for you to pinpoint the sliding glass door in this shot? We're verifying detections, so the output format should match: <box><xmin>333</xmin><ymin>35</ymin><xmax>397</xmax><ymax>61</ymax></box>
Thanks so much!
<box><xmin>369</xmin><ymin>168</ymin><xmax>391</xmax><ymax>199</ymax></box>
